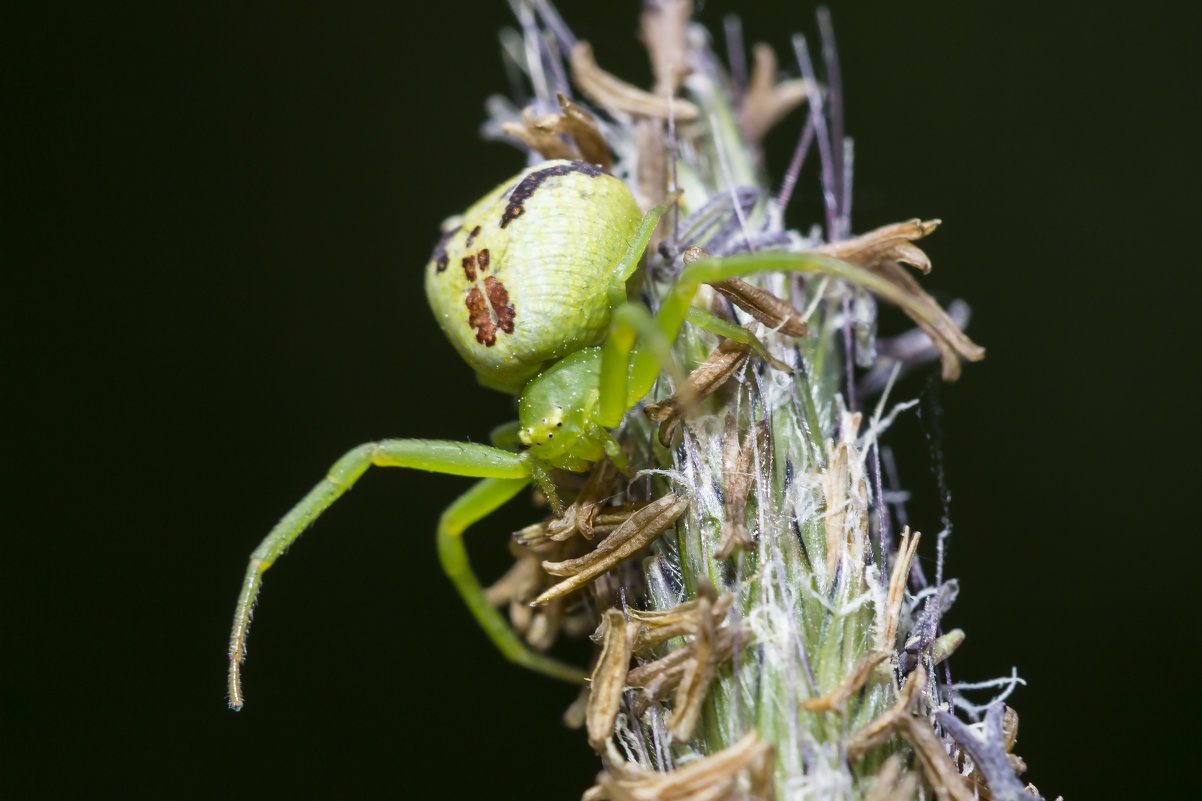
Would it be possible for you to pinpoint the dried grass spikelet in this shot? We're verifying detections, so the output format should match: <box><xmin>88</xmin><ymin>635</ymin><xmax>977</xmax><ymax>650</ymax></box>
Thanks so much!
<box><xmin>862</xmin><ymin>754</ymin><xmax>920</xmax><ymax>801</ymax></box>
<box><xmin>570</xmin><ymin>41</ymin><xmax>700</xmax><ymax>121</ymax></box>
<box><xmin>586</xmin><ymin>609</ymin><xmax>638</xmax><ymax>751</ymax></box>
<box><xmin>812</xmin><ymin>219</ymin><xmax>943</xmax><ymax>276</ymax></box>
<box><xmin>501</xmin><ymin>92</ymin><xmax>614</xmax><ymax>170</ymax></box>
<box><xmin>645</xmin><ymin>244</ymin><xmax>810</xmax><ymax>448</ymax></box>
<box><xmin>638</xmin><ymin>0</ymin><xmax>692</xmax><ymax>99</ymax></box>
<box><xmin>819</xmin><ymin>410</ymin><xmax>871</xmax><ymax>582</ymax></box>
<box><xmin>738</xmin><ymin>43</ymin><xmax>809</xmax><ymax>145</ymax></box>
<box><xmin>644</xmin><ymin>339</ymin><xmax>750</xmax><ymax>447</ymax></box>
<box><xmin>649</xmin><ymin>589</ymin><xmax>718</xmax><ymax>741</ymax></box>
<box><xmin>846</xmin><ymin>666</ymin><xmax>980</xmax><ymax>801</ymax></box>
<box><xmin>800</xmin><ymin>650</ymin><xmax>890</xmax><ymax>716</ymax></box>
<box><xmin>877</xmin><ymin>526</ymin><xmax>922</xmax><ymax>653</ymax></box>
<box><xmin>491</xmin><ymin>458</ymin><xmax>677</xmax><ymax>650</ymax></box>
<box><xmin>629</xmin><ymin>588</ymin><xmax>736</xmax><ymax>656</ymax></box>
<box><xmin>717</xmin><ymin>413</ymin><xmax>768</xmax><ymax>559</ymax></box>
<box><xmin>708</xmin><ymin>277</ymin><xmax>810</xmax><ymax>338</ymax></box>
<box><xmin>484</xmin><ymin>534</ymin><xmax>593</xmax><ymax>651</ymax></box>
<box><xmin>622</xmin><ymin>622</ymin><xmax>739</xmax><ymax>722</ymax></box>
<box><xmin>585</xmin><ymin>732</ymin><xmax>775</xmax><ymax>801</ymax></box>
<box><xmin>626</xmin><ymin>586</ymin><xmax>741</xmax><ymax>742</ymax></box>
<box><xmin>585</xmin><ymin>584</ymin><xmax>741</xmax><ymax>748</ymax></box>
<box><xmin>535</xmin><ymin>493</ymin><xmax>689</xmax><ymax>606</ymax></box>
<box><xmin>544</xmin><ymin>458</ymin><xmax>623</xmax><ymax>542</ymax></box>
<box><xmin>808</xmin><ymin>219</ymin><xmax>985</xmax><ymax>380</ymax></box>
<box><xmin>685</xmin><ymin>245</ymin><xmax>810</xmax><ymax>338</ymax></box>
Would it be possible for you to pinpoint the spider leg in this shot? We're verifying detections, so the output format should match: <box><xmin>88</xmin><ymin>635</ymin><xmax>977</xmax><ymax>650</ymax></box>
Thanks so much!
<box><xmin>626</xmin><ymin>251</ymin><xmax>919</xmax><ymax>406</ymax></box>
<box><xmin>592</xmin><ymin>197</ymin><xmax>685</xmax><ymax>426</ymax></box>
<box><xmin>227</xmin><ymin>439</ymin><xmax>581</xmax><ymax>709</ymax></box>
<box><xmin>605</xmin><ymin>196</ymin><xmax>676</xmax><ymax>307</ymax></box>
<box><xmin>437</xmin><ymin>477</ymin><xmax>586</xmax><ymax>683</ymax></box>
<box><xmin>598</xmin><ymin>302</ymin><xmax>682</xmax><ymax>427</ymax></box>
<box><xmin>597</xmin><ymin>299</ymin><xmax>792</xmax><ymax>435</ymax></box>
<box><xmin>683</xmin><ymin>306</ymin><xmax>791</xmax><ymax>371</ymax></box>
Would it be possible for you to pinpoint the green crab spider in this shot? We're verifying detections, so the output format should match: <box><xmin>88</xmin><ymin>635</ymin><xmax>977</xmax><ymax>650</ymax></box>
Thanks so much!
<box><xmin>227</xmin><ymin>159</ymin><xmax>878</xmax><ymax>709</ymax></box>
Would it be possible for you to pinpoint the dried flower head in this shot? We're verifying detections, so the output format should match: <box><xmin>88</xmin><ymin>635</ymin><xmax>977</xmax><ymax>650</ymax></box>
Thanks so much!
<box><xmin>473</xmin><ymin>2</ymin><xmax>1042</xmax><ymax>798</ymax></box>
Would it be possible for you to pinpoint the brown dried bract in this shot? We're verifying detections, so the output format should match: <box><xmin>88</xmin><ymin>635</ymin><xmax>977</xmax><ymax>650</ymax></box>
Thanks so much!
<box><xmin>585</xmin><ymin>732</ymin><xmax>775</xmax><ymax>801</ymax></box>
<box><xmin>683</xmin><ymin>245</ymin><xmax>810</xmax><ymax>337</ymax></box>
<box><xmin>878</xmin><ymin>527</ymin><xmax>922</xmax><ymax>652</ymax></box>
<box><xmin>710</xmin><ymin>278</ymin><xmax>809</xmax><ymax>337</ymax></box>
<box><xmin>555</xmin><ymin>94</ymin><xmax>613</xmax><ymax>168</ymax></box>
<box><xmin>535</xmin><ymin>493</ymin><xmax>689</xmax><ymax>606</ymax></box>
<box><xmin>501</xmin><ymin>107</ymin><xmax>578</xmax><ymax>163</ymax></box>
<box><xmin>739</xmin><ymin>43</ymin><xmax>808</xmax><ymax>145</ymax></box>
<box><xmin>820</xmin><ymin>411</ymin><xmax>870</xmax><ymax>581</ymax></box>
<box><xmin>625</xmin><ymin>621</ymin><xmax>741</xmax><ymax>740</ymax></box>
<box><xmin>645</xmin><ymin>339</ymin><xmax>750</xmax><ymax>447</ymax></box>
<box><xmin>585</xmin><ymin>588</ymin><xmax>737</xmax><ymax>748</ymax></box>
<box><xmin>872</xmin><ymin>261</ymin><xmax>984</xmax><ymax>381</ymax></box>
<box><xmin>863</xmin><ymin>755</ymin><xmax>919</xmax><ymax>801</ymax></box>
<box><xmin>811</xmin><ymin>219</ymin><xmax>942</xmax><ymax>275</ymax></box>
<box><xmin>808</xmin><ymin>220</ymin><xmax>985</xmax><ymax>381</ymax></box>
<box><xmin>501</xmin><ymin>93</ymin><xmax>614</xmax><ymax>171</ymax></box>
<box><xmin>587</xmin><ymin>609</ymin><xmax>638</xmax><ymax>751</ymax></box>
<box><xmin>800</xmin><ymin>650</ymin><xmax>890</xmax><ymax>715</ymax></box>
<box><xmin>485</xmin><ymin>536</ymin><xmax>593</xmax><ymax>651</ymax></box>
<box><xmin>846</xmin><ymin>667</ymin><xmax>976</xmax><ymax>801</ymax></box>
<box><xmin>571</xmin><ymin>41</ymin><xmax>700</xmax><ymax>121</ymax></box>
<box><xmin>514</xmin><ymin>460</ymin><xmax>650</xmax><ymax>550</ymax></box>
<box><xmin>628</xmin><ymin>587</ymin><xmax>735</xmax><ymax>656</ymax></box>
<box><xmin>518</xmin><ymin>506</ymin><xmax>652</xmax><ymax>548</ymax></box>
<box><xmin>717</xmin><ymin>415</ymin><xmax>768</xmax><ymax>559</ymax></box>
<box><xmin>664</xmin><ymin>590</ymin><xmax>719</xmax><ymax>740</ymax></box>
<box><xmin>639</xmin><ymin>0</ymin><xmax>692</xmax><ymax>100</ymax></box>
<box><xmin>546</xmin><ymin>459</ymin><xmax>622</xmax><ymax>541</ymax></box>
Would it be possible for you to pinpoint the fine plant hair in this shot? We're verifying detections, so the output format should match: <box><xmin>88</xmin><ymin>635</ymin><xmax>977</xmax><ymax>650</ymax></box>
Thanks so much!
<box><xmin>477</xmin><ymin>3</ymin><xmax>1054</xmax><ymax>800</ymax></box>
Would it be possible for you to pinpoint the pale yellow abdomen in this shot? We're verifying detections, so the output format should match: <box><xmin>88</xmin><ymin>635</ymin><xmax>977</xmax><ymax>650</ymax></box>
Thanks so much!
<box><xmin>424</xmin><ymin>160</ymin><xmax>642</xmax><ymax>394</ymax></box>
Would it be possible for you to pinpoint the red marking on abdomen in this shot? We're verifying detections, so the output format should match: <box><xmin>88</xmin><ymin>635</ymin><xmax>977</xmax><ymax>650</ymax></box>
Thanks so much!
<box><xmin>465</xmin><ymin>287</ymin><xmax>497</xmax><ymax>345</ymax></box>
<box><xmin>464</xmin><ymin>276</ymin><xmax>516</xmax><ymax>347</ymax></box>
<box><xmin>485</xmin><ymin>276</ymin><xmax>515</xmax><ymax>335</ymax></box>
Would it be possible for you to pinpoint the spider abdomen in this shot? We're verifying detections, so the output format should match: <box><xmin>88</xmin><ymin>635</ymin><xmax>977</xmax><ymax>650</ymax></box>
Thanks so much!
<box><xmin>424</xmin><ymin>160</ymin><xmax>642</xmax><ymax>394</ymax></box>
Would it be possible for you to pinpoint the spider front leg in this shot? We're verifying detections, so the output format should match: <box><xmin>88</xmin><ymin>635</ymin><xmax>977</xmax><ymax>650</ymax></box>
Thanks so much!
<box><xmin>591</xmin><ymin>195</ymin><xmax>682</xmax><ymax>427</ymax></box>
<box><xmin>227</xmin><ymin>439</ymin><xmax>582</xmax><ymax>709</ymax></box>
<box><xmin>598</xmin><ymin>252</ymin><xmax>904</xmax><ymax>425</ymax></box>
<box><xmin>599</xmin><ymin>302</ymin><xmax>683</xmax><ymax>427</ymax></box>
<box><xmin>595</xmin><ymin>302</ymin><xmax>785</xmax><ymax>429</ymax></box>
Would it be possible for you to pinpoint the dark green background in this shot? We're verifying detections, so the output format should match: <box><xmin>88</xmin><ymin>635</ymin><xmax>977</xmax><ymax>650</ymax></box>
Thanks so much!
<box><xmin>9</xmin><ymin>1</ymin><xmax>1198</xmax><ymax>797</ymax></box>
